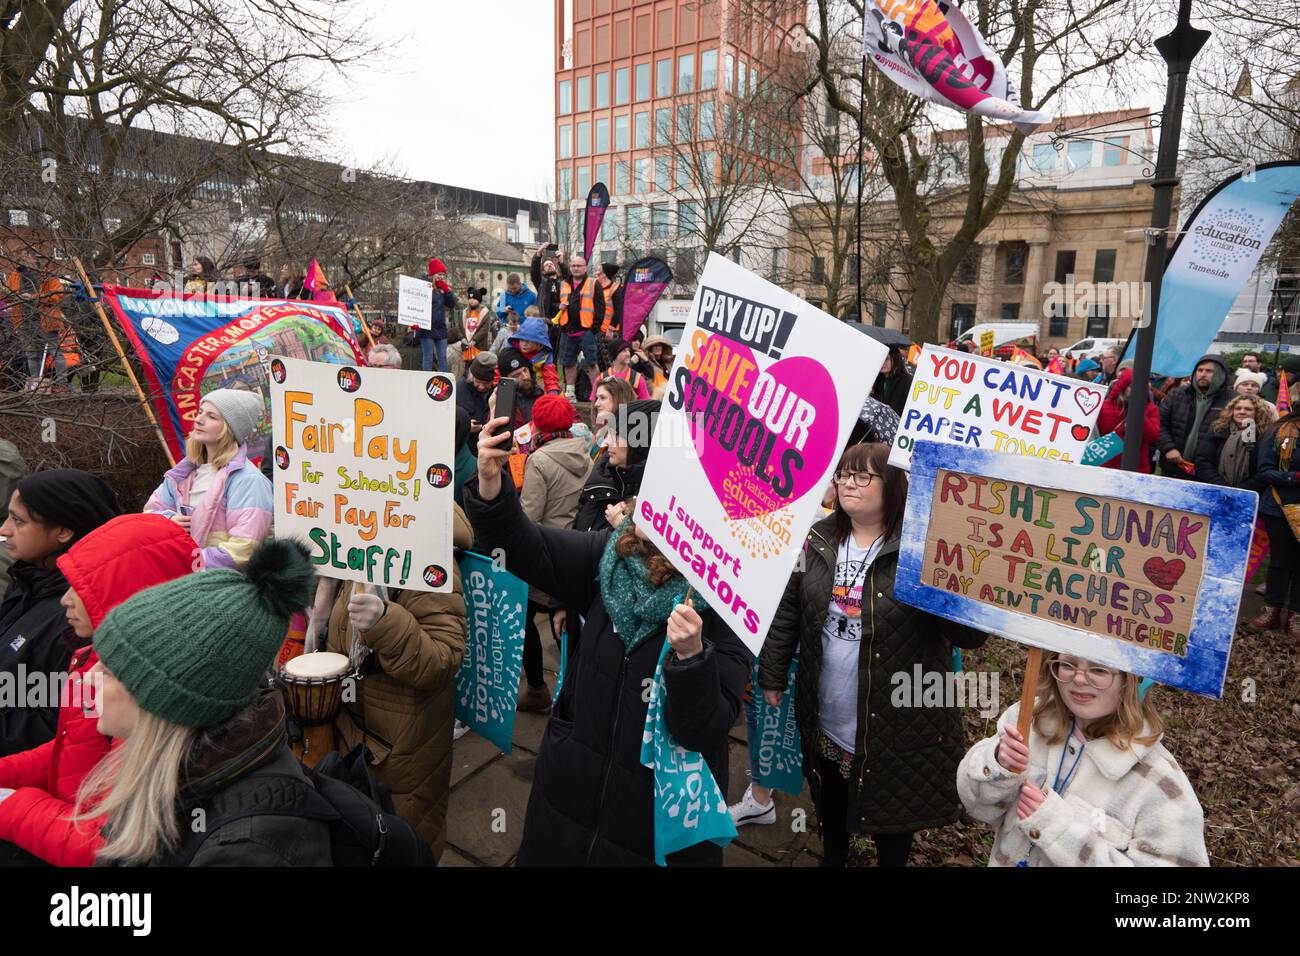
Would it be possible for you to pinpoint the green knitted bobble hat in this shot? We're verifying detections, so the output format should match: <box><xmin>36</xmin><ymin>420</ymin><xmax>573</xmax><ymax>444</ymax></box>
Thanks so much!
<box><xmin>94</xmin><ymin>539</ymin><xmax>314</xmax><ymax>729</ymax></box>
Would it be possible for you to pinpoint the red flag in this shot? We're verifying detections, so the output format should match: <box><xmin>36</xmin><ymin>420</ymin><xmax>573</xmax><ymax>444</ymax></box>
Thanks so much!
<box><xmin>1278</xmin><ymin>369</ymin><xmax>1292</xmax><ymax>416</ymax></box>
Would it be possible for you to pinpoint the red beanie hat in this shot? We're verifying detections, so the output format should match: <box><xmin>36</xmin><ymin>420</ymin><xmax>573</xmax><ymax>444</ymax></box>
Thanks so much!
<box><xmin>532</xmin><ymin>394</ymin><xmax>576</xmax><ymax>434</ymax></box>
<box><xmin>428</xmin><ymin>257</ymin><xmax>447</xmax><ymax>277</ymax></box>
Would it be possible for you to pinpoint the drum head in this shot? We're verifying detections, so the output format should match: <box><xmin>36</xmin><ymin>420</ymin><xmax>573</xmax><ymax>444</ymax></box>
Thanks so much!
<box><xmin>282</xmin><ymin>651</ymin><xmax>350</xmax><ymax>681</ymax></box>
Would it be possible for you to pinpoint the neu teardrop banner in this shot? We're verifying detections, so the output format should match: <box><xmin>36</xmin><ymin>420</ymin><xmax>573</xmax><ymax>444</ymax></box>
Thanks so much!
<box><xmin>582</xmin><ymin>182</ymin><xmax>610</xmax><ymax>263</ymax></box>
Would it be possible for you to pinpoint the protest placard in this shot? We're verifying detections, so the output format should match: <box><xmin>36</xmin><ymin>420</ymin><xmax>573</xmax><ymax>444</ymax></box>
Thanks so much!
<box><xmin>454</xmin><ymin>551</ymin><xmax>529</xmax><ymax>753</ymax></box>
<box><xmin>889</xmin><ymin>345</ymin><xmax>1103</xmax><ymax>470</ymax></box>
<box><xmin>895</xmin><ymin>440</ymin><xmax>1256</xmax><ymax>698</ymax></box>
<box><xmin>398</xmin><ymin>274</ymin><xmax>433</xmax><ymax>330</ymax></box>
<box><xmin>636</xmin><ymin>253</ymin><xmax>884</xmax><ymax>653</ymax></box>
<box><xmin>270</xmin><ymin>356</ymin><xmax>456</xmax><ymax>592</ymax></box>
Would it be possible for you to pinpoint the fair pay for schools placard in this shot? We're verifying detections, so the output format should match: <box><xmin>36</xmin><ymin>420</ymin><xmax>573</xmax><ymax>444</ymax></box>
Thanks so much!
<box><xmin>270</xmin><ymin>356</ymin><xmax>456</xmax><ymax>592</ymax></box>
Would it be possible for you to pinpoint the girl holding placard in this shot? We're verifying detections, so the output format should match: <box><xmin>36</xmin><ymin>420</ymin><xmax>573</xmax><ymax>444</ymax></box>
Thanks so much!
<box><xmin>957</xmin><ymin>653</ymin><xmax>1208</xmax><ymax>866</ymax></box>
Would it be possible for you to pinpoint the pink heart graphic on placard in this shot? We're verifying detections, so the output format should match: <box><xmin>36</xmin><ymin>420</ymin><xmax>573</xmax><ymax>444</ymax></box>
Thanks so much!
<box><xmin>688</xmin><ymin>344</ymin><xmax>839</xmax><ymax>520</ymax></box>
<box><xmin>1073</xmin><ymin>387</ymin><xmax>1102</xmax><ymax>417</ymax></box>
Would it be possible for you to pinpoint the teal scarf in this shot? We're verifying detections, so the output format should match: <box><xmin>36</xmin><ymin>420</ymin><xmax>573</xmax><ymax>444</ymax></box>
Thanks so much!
<box><xmin>597</xmin><ymin>521</ymin><xmax>710</xmax><ymax>654</ymax></box>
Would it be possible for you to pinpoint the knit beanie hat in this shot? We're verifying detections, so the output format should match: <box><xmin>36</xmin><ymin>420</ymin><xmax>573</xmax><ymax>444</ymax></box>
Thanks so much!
<box><xmin>16</xmin><ymin>469</ymin><xmax>122</xmax><ymax>545</ymax></box>
<box><xmin>611</xmin><ymin>399</ymin><xmax>661</xmax><ymax>466</ymax></box>
<box><xmin>470</xmin><ymin>351</ymin><xmax>498</xmax><ymax>382</ymax></box>
<box><xmin>202</xmin><ymin>388</ymin><xmax>264</xmax><ymax>446</ymax></box>
<box><xmin>1235</xmin><ymin>368</ymin><xmax>1266</xmax><ymax>389</ymax></box>
<box><xmin>93</xmin><ymin>539</ymin><xmax>314</xmax><ymax>729</ymax></box>
<box><xmin>428</xmin><ymin>257</ymin><xmax>447</xmax><ymax>277</ymax></box>
<box><xmin>532</xmin><ymin>394</ymin><xmax>576</xmax><ymax>433</ymax></box>
<box><xmin>497</xmin><ymin>348</ymin><xmax>528</xmax><ymax>377</ymax></box>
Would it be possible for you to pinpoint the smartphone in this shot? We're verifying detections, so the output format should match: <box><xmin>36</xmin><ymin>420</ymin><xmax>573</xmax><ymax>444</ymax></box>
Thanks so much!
<box><xmin>546</xmin><ymin>243</ymin><xmax>558</xmax><ymax>252</ymax></box>
<box><xmin>493</xmin><ymin>378</ymin><xmax>518</xmax><ymax>438</ymax></box>
<box><xmin>179</xmin><ymin>504</ymin><xmax>194</xmax><ymax>517</ymax></box>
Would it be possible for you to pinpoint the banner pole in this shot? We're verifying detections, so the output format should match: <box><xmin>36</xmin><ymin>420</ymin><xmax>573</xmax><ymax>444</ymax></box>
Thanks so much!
<box><xmin>344</xmin><ymin>284</ymin><xmax>376</xmax><ymax>350</ymax></box>
<box><xmin>73</xmin><ymin>258</ymin><xmax>176</xmax><ymax>467</ymax></box>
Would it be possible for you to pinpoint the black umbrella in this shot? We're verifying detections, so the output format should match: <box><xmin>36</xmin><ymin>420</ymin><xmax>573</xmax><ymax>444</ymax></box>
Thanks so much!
<box><xmin>844</xmin><ymin>321</ymin><xmax>912</xmax><ymax>349</ymax></box>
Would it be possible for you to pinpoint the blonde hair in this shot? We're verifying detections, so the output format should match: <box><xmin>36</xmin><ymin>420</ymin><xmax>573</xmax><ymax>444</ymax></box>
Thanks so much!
<box><xmin>75</xmin><ymin>710</ymin><xmax>195</xmax><ymax>864</ymax></box>
<box><xmin>1032</xmin><ymin>653</ymin><xmax>1163</xmax><ymax>750</ymax></box>
<box><xmin>1211</xmin><ymin>394</ymin><xmax>1275</xmax><ymax>434</ymax></box>
<box><xmin>184</xmin><ymin>419</ymin><xmax>239</xmax><ymax>468</ymax></box>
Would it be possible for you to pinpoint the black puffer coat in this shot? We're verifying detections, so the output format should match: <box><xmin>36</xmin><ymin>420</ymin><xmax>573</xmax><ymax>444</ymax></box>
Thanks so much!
<box><xmin>573</xmin><ymin>457</ymin><xmax>645</xmax><ymax>532</ymax></box>
<box><xmin>463</xmin><ymin>476</ymin><xmax>751</xmax><ymax>866</ymax></box>
<box><xmin>1157</xmin><ymin>354</ymin><xmax>1233</xmax><ymax>474</ymax></box>
<box><xmin>0</xmin><ymin>563</ymin><xmax>74</xmax><ymax>756</ymax></box>
<box><xmin>758</xmin><ymin>517</ymin><xmax>987</xmax><ymax>835</ymax></box>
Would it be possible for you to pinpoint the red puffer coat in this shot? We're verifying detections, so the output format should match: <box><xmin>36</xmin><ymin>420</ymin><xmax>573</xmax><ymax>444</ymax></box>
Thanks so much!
<box><xmin>0</xmin><ymin>514</ymin><xmax>197</xmax><ymax>865</ymax></box>
<box><xmin>1097</xmin><ymin>368</ymin><xmax>1160</xmax><ymax>473</ymax></box>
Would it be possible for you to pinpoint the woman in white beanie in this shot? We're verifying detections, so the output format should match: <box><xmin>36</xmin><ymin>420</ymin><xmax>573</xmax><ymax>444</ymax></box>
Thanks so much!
<box><xmin>144</xmin><ymin>388</ymin><xmax>273</xmax><ymax>570</ymax></box>
<box><xmin>1234</xmin><ymin>368</ymin><xmax>1276</xmax><ymax>417</ymax></box>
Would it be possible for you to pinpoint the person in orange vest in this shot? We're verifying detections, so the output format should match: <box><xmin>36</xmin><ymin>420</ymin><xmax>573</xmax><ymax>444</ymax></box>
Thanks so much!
<box><xmin>598</xmin><ymin>263</ymin><xmax>622</xmax><ymax>364</ymax></box>
<box><xmin>555</xmin><ymin>254</ymin><xmax>605</xmax><ymax>401</ymax></box>
<box><xmin>5</xmin><ymin>250</ymin><xmax>66</xmax><ymax>391</ymax></box>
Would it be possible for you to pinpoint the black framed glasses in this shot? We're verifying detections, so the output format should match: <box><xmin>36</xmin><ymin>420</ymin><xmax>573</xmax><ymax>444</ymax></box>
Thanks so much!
<box><xmin>833</xmin><ymin>471</ymin><xmax>879</xmax><ymax>489</ymax></box>
<box><xmin>1049</xmin><ymin>658</ymin><xmax>1118</xmax><ymax>690</ymax></box>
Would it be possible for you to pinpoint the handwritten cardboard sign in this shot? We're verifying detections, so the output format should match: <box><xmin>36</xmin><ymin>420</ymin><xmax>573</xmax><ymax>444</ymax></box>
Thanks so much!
<box><xmin>270</xmin><ymin>356</ymin><xmax>456</xmax><ymax>592</ymax></box>
<box><xmin>637</xmin><ymin>253</ymin><xmax>884</xmax><ymax>653</ymax></box>
<box><xmin>889</xmin><ymin>345</ymin><xmax>1103</xmax><ymax>470</ymax></box>
<box><xmin>895</xmin><ymin>440</ymin><xmax>1256</xmax><ymax>698</ymax></box>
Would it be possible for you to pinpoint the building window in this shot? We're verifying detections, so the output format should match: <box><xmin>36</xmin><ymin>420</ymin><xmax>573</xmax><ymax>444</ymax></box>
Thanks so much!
<box><xmin>614</xmin><ymin>160</ymin><xmax>629</xmax><ymax>194</ymax></box>
<box><xmin>595</xmin><ymin>71</ymin><xmax>609</xmax><ymax>109</ymax></box>
<box><xmin>1054</xmin><ymin>250</ymin><xmax>1077</xmax><ymax>284</ymax></box>
<box><xmin>1001</xmin><ymin>302</ymin><xmax>1021</xmax><ymax>322</ymax></box>
<box><xmin>634</xmin><ymin>158</ymin><xmax>649</xmax><ymax>193</ymax></box>
<box><xmin>558</xmin><ymin>124</ymin><xmax>571</xmax><ymax>159</ymax></box>
<box><xmin>626</xmin><ymin>204</ymin><xmax>644</xmax><ymax>241</ymax></box>
<box><xmin>595</xmin><ymin>161</ymin><xmax>609</xmax><ymax>187</ymax></box>
<box><xmin>576</xmin><ymin>164</ymin><xmax>591</xmax><ymax>198</ymax></box>
<box><xmin>614</xmin><ymin>114</ymin><xmax>629</xmax><ymax>151</ymax></box>
<box><xmin>595</xmin><ymin>117</ymin><xmax>609</xmax><ymax>153</ymax></box>
<box><xmin>675</xmin><ymin>159</ymin><xmax>691</xmax><ymax>189</ymax></box>
<box><xmin>615</xmin><ymin>67</ymin><xmax>629</xmax><ymax>105</ymax></box>
<box><xmin>1047</xmin><ymin>301</ymin><xmax>1070</xmax><ymax>337</ymax></box>
<box><xmin>1031</xmin><ymin>143</ymin><xmax>1056</xmax><ymax>172</ymax></box>
<box><xmin>558</xmin><ymin>167</ymin><xmax>572</xmax><ymax>201</ymax></box>
<box><xmin>1094</xmin><ymin>248</ymin><xmax>1117</xmax><ymax>283</ymax></box>
<box><xmin>652</xmin><ymin>204</ymin><xmax>671</xmax><ymax>239</ymax></box>
<box><xmin>142</xmin><ymin>253</ymin><xmax>156</xmax><ymax>266</ymax></box>
<box><xmin>655</xmin><ymin>57</ymin><xmax>672</xmax><ymax>97</ymax></box>
<box><xmin>677</xmin><ymin>250</ymin><xmax>697</xmax><ymax>282</ymax></box>
<box><xmin>676</xmin><ymin>103</ymin><xmax>693</xmax><ymax>143</ymax></box>
<box><xmin>558</xmin><ymin>79</ymin><xmax>572</xmax><ymax>116</ymax></box>
<box><xmin>678</xmin><ymin>53</ymin><xmax>695</xmax><ymax>93</ymax></box>
<box><xmin>811</xmin><ymin>256</ymin><xmax>826</xmax><ymax>284</ymax></box>
<box><xmin>950</xmin><ymin>304</ymin><xmax>976</xmax><ymax>338</ymax></box>
<box><xmin>678</xmin><ymin>200</ymin><xmax>699</xmax><ymax>237</ymax></box>
<box><xmin>655</xmin><ymin>107</ymin><xmax>671</xmax><ymax>146</ymax></box>
<box><xmin>738</xmin><ymin>60</ymin><xmax>748</xmax><ymax>97</ymax></box>
<box><xmin>873</xmin><ymin>301</ymin><xmax>887</xmax><ymax>327</ymax></box>
<box><xmin>635</xmin><ymin>111</ymin><xmax>650</xmax><ymax>148</ymax></box>
<box><xmin>700</xmin><ymin>150</ymin><xmax>716</xmax><ymax>184</ymax></box>
<box><xmin>724</xmin><ymin>53</ymin><xmax>734</xmax><ymax>92</ymax></box>
<box><xmin>655</xmin><ymin>157</ymin><xmax>670</xmax><ymax>191</ymax></box>
<box><xmin>635</xmin><ymin>63</ymin><xmax>650</xmax><ymax>101</ymax></box>
<box><xmin>1005</xmin><ymin>244</ymin><xmax>1026</xmax><ymax>284</ymax></box>
<box><xmin>576</xmin><ymin>121</ymin><xmax>591</xmax><ymax>155</ymax></box>
<box><xmin>576</xmin><ymin>75</ymin><xmax>590</xmax><ymax>111</ymax></box>
<box><xmin>1067</xmin><ymin>140</ymin><xmax>1092</xmax><ymax>169</ymax></box>
<box><xmin>601</xmin><ymin>202</ymin><xmax>617</xmax><ymax>240</ymax></box>
<box><xmin>699</xmin><ymin>100</ymin><xmax>715</xmax><ymax>140</ymax></box>
<box><xmin>556</xmin><ymin>211</ymin><xmax>570</xmax><ymax>246</ymax></box>
<box><xmin>1086</xmin><ymin>306</ymin><xmax>1110</xmax><ymax>338</ymax></box>
<box><xmin>1103</xmin><ymin>136</ymin><xmax>1127</xmax><ymax>166</ymax></box>
<box><xmin>701</xmin><ymin>49</ymin><xmax>718</xmax><ymax>90</ymax></box>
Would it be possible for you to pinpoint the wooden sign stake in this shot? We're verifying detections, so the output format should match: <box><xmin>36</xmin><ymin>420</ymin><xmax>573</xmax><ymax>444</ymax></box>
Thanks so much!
<box><xmin>1017</xmin><ymin>646</ymin><xmax>1043</xmax><ymax>749</ymax></box>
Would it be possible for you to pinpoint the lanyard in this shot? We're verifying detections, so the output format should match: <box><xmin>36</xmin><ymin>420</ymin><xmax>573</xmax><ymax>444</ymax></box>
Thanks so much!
<box><xmin>1051</xmin><ymin>719</ymin><xmax>1085</xmax><ymax>795</ymax></box>
<box><xmin>836</xmin><ymin>535</ymin><xmax>882</xmax><ymax>635</ymax></box>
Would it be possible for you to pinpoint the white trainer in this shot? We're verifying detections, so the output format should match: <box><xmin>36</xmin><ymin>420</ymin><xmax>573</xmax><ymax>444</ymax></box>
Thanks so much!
<box><xmin>729</xmin><ymin>783</ymin><xmax>776</xmax><ymax>826</ymax></box>
<box><xmin>452</xmin><ymin>720</ymin><xmax>471</xmax><ymax>741</ymax></box>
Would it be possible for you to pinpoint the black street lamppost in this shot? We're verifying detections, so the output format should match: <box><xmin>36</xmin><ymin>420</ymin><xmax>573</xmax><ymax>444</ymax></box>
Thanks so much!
<box><xmin>1120</xmin><ymin>0</ymin><xmax>1211</xmax><ymax>471</ymax></box>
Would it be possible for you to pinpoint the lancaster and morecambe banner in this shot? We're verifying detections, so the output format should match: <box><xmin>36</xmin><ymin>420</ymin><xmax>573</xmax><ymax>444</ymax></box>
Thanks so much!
<box><xmin>105</xmin><ymin>288</ymin><xmax>365</xmax><ymax>462</ymax></box>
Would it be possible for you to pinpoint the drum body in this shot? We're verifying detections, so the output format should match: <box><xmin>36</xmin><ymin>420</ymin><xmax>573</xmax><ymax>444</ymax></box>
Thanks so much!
<box><xmin>279</xmin><ymin>652</ymin><xmax>351</xmax><ymax>768</ymax></box>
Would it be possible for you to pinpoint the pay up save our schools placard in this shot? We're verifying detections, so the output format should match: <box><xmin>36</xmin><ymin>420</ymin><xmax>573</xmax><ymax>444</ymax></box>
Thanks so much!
<box><xmin>637</xmin><ymin>253</ymin><xmax>885</xmax><ymax>654</ymax></box>
<box><xmin>896</xmin><ymin>440</ymin><xmax>1256</xmax><ymax>698</ymax></box>
<box><xmin>270</xmin><ymin>356</ymin><xmax>456</xmax><ymax>592</ymax></box>
<box><xmin>890</xmin><ymin>344</ymin><xmax>1103</xmax><ymax>470</ymax></box>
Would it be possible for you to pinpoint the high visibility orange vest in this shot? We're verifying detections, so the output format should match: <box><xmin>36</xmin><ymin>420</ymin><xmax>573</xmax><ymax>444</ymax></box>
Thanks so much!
<box><xmin>601</xmin><ymin>278</ymin><xmax>620</xmax><ymax>334</ymax></box>
<box><xmin>557</xmin><ymin>276</ymin><xmax>600</xmax><ymax>330</ymax></box>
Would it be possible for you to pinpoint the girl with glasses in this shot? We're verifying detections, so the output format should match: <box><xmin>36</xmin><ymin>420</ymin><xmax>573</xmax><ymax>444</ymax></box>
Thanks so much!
<box><xmin>958</xmin><ymin>652</ymin><xmax>1208</xmax><ymax>866</ymax></box>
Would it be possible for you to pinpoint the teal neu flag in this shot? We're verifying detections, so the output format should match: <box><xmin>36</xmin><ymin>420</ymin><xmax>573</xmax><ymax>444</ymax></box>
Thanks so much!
<box><xmin>454</xmin><ymin>551</ymin><xmax>528</xmax><ymax>753</ymax></box>
<box><xmin>639</xmin><ymin>640</ymin><xmax>737</xmax><ymax>865</ymax></box>
<box><xmin>749</xmin><ymin>654</ymin><xmax>804</xmax><ymax>796</ymax></box>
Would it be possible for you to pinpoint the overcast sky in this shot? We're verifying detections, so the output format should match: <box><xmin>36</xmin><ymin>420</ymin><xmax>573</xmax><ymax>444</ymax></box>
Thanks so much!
<box><xmin>329</xmin><ymin>1</ymin><xmax>556</xmax><ymax>201</ymax></box>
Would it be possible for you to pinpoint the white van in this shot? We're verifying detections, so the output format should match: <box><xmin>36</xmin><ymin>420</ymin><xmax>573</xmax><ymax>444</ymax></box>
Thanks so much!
<box><xmin>1063</xmin><ymin>337</ymin><xmax>1125</xmax><ymax>361</ymax></box>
